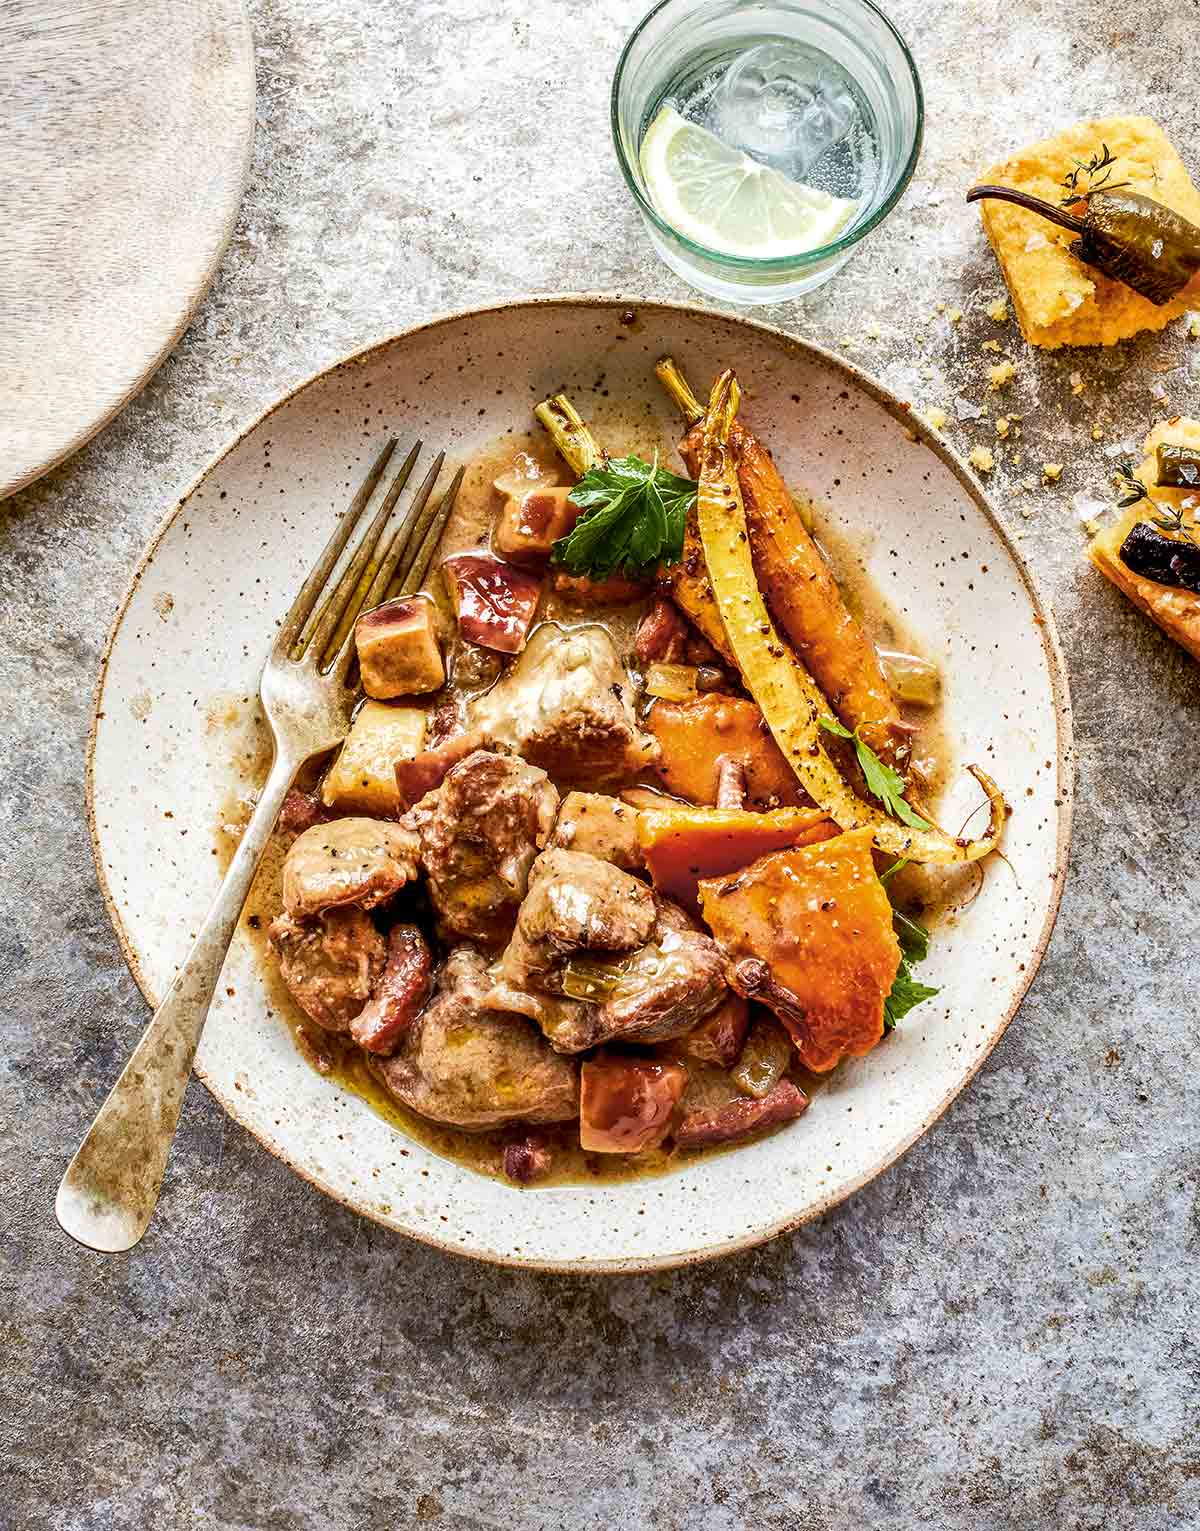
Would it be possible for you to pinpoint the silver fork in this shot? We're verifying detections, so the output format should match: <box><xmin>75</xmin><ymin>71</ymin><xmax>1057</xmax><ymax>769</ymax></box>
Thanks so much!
<box><xmin>56</xmin><ymin>441</ymin><xmax>464</xmax><ymax>1254</ymax></box>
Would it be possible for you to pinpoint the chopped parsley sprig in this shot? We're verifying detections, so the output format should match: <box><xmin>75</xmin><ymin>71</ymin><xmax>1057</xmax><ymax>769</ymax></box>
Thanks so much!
<box><xmin>882</xmin><ymin>878</ymin><xmax>939</xmax><ymax>1032</ymax></box>
<box><xmin>818</xmin><ymin>716</ymin><xmax>931</xmax><ymax>831</ymax></box>
<box><xmin>552</xmin><ymin>453</ymin><xmax>697</xmax><ymax>579</ymax></box>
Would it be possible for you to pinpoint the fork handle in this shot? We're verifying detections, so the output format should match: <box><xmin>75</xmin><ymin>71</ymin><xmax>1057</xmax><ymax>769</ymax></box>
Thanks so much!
<box><xmin>56</xmin><ymin>748</ymin><xmax>302</xmax><ymax>1253</ymax></box>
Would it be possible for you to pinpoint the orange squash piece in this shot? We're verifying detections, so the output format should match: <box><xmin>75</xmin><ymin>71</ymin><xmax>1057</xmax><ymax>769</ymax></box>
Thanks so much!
<box><xmin>698</xmin><ymin>827</ymin><xmax>901</xmax><ymax>1073</ymax></box>
<box><xmin>645</xmin><ymin>694</ymin><xmax>806</xmax><ymax>810</ymax></box>
<box><xmin>638</xmin><ymin>804</ymin><xmax>837</xmax><ymax>910</ymax></box>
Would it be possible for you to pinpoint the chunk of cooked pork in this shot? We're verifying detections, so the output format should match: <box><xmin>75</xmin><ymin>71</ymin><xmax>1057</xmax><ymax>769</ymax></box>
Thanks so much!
<box><xmin>404</xmin><ymin>750</ymin><xmax>559</xmax><ymax>944</ymax></box>
<box><xmin>489</xmin><ymin>850</ymin><xmax>727</xmax><ymax>1053</ymax></box>
<box><xmin>674</xmin><ymin>1080</ymin><xmax>809</xmax><ymax>1148</ymax></box>
<box><xmin>371</xmin><ymin>947</ymin><xmax>579</xmax><ymax>1130</ymax></box>
<box><xmin>468</xmin><ymin>623</ymin><xmax>658</xmax><ymax>785</ymax></box>
<box><xmin>281</xmin><ymin>818</ymin><xmax>420</xmax><ymax>919</ymax></box>
<box><xmin>268</xmin><ymin>906</ymin><xmax>386</xmax><ymax>1032</ymax></box>
<box><xmin>349</xmin><ymin>923</ymin><xmax>433</xmax><ymax>1055</ymax></box>
<box><xmin>551</xmin><ymin>791</ymin><xmax>644</xmax><ymax>871</ymax></box>
<box><xmin>500</xmin><ymin>849</ymin><xmax>657</xmax><ymax>985</ymax></box>
<box><xmin>579</xmin><ymin>1054</ymin><xmax>688</xmax><ymax>1153</ymax></box>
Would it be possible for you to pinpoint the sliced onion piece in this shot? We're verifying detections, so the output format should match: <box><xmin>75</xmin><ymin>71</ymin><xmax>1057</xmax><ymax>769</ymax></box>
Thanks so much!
<box><xmin>644</xmin><ymin>662</ymin><xmax>699</xmax><ymax>701</ymax></box>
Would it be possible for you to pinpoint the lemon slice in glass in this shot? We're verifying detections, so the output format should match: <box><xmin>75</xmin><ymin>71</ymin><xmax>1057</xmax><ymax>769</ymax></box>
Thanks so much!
<box><xmin>639</xmin><ymin>104</ymin><xmax>859</xmax><ymax>260</ymax></box>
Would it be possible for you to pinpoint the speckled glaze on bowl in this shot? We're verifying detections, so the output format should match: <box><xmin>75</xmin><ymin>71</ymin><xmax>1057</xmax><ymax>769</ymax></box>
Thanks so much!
<box><xmin>87</xmin><ymin>297</ymin><xmax>1073</xmax><ymax>1273</ymax></box>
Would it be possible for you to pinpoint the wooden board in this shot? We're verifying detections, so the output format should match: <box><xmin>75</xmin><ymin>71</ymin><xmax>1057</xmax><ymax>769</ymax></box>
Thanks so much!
<box><xmin>0</xmin><ymin>0</ymin><xmax>255</xmax><ymax>500</ymax></box>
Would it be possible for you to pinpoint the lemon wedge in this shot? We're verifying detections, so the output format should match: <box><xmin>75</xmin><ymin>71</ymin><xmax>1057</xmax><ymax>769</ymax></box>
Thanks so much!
<box><xmin>639</xmin><ymin>104</ymin><xmax>859</xmax><ymax>260</ymax></box>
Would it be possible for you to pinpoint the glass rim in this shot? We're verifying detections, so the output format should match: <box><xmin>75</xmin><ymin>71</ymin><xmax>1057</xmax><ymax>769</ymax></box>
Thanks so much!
<box><xmin>609</xmin><ymin>0</ymin><xmax>925</xmax><ymax>272</ymax></box>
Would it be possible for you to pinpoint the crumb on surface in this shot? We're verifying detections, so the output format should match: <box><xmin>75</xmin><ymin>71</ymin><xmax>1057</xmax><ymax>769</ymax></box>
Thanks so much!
<box><xmin>948</xmin><ymin>307</ymin><xmax>963</xmax><ymax>324</ymax></box>
<box><xmin>988</xmin><ymin>361</ymin><xmax>1016</xmax><ymax>390</ymax></box>
<box><xmin>987</xmin><ymin>298</ymin><xmax>1009</xmax><ymax>323</ymax></box>
<box><xmin>1092</xmin><ymin>424</ymin><xmax>1105</xmax><ymax>441</ymax></box>
<box><xmin>969</xmin><ymin>446</ymin><xmax>995</xmax><ymax>474</ymax></box>
<box><xmin>982</xmin><ymin>339</ymin><xmax>1001</xmax><ymax>353</ymax></box>
<box><xmin>1042</xmin><ymin>462</ymin><xmax>1064</xmax><ymax>482</ymax></box>
<box><xmin>1070</xmin><ymin>370</ymin><xmax>1086</xmax><ymax>395</ymax></box>
<box><xmin>995</xmin><ymin>417</ymin><xmax>1011</xmax><ymax>439</ymax></box>
<box><xmin>924</xmin><ymin>406</ymin><xmax>947</xmax><ymax>429</ymax></box>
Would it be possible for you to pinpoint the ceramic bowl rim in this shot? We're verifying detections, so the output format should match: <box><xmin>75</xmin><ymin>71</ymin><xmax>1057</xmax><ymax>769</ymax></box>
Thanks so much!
<box><xmin>85</xmin><ymin>293</ymin><xmax>1075</xmax><ymax>1273</ymax></box>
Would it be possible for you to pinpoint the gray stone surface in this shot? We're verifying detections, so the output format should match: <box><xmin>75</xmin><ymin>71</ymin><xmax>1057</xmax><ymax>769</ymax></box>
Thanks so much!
<box><xmin>2</xmin><ymin>0</ymin><xmax>1198</xmax><ymax>1526</ymax></box>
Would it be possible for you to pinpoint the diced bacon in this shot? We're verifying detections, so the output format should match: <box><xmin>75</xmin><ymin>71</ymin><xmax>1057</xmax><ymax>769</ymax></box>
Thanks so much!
<box><xmin>393</xmin><ymin>728</ymin><xmax>487</xmax><ymax>811</ymax></box>
<box><xmin>579</xmin><ymin>1053</ymin><xmax>688</xmax><ymax>1153</ymax></box>
<box><xmin>442</xmin><ymin>552</ymin><xmax>542</xmax><ymax>654</ymax></box>
<box><xmin>674</xmin><ymin>1079</ymin><xmax>809</xmax><ymax>1148</ymax></box>
<box><xmin>503</xmin><ymin>1132</ymin><xmax>554</xmax><ymax>1184</ymax></box>
<box><xmin>494</xmin><ymin>486</ymin><xmax>580</xmax><ymax>563</ymax></box>
<box><xmin>350</xmin><ymin>923</ymin><xmax>434</xmax><ymax>1055</ymax></box>
<box><xmin>278</xmin><ymin>787</ymin><xmax>335</xmax><ymax>836</ymax></box>
<box><xmin>355</xmin><ymin>597</ymin><xmax>445</xmax><ymax>698</ymax></box>
<box><xmin>635</xmin><ymin>597</ymin><xmax>690</xmax><ymax>664</ymax></box>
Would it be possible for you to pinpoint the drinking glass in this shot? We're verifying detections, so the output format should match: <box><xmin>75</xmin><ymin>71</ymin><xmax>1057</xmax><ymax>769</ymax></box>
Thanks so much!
<box><xmin>611</xmin><ymin>0</ymin><xmax>923</xmax><ymax>304</ymax></box>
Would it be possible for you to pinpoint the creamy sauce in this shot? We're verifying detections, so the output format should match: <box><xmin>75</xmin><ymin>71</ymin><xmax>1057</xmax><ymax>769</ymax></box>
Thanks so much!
<box><xmin>213</xmin><ymin>426</ymin><xmax>956</xmax><ymax>1187</ymax></box>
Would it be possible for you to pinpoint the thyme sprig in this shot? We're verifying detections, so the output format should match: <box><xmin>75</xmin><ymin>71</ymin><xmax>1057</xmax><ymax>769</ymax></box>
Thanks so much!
<box><xmin>1115</xmin><ymin>458</ymin><xmax>1198</xmax><ymax>545</ymax></box>
<box><xmin>1061</xmin><ymin>143</ymin><xmax>1131</xmax><ymax>205</ymax></box>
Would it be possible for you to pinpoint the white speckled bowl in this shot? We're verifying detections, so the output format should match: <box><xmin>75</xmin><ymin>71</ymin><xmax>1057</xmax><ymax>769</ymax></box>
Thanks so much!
<box><xmin>87</xmin><ymin>298</ymin><xmax>1073</xmax><ymax>1272</ymax></box>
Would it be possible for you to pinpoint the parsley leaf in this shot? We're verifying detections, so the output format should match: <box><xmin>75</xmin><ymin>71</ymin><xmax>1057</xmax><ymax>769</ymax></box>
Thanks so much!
<box><xmin>880</xmin><ymin>875</ymin><xmax>937</xmax><ymax>1033</ymax></box>
<box><xmin>893</xmin><ymin>907</ymin><xmax>930</xmax><ymax>965</ymax></box>
<box><xmin>884</xmin><ymin>966</ymin><xmax>940</xmax><ymax>1031</ymax></box>
<box><xmin>818</xmin><ymin>716</ymin><xmax>931</xmax><ymax>831</ymax></box>
<box><xmin>553</xmin><ymin>454</ymin><xmax>698</xmax><ymax>578</ymax></box>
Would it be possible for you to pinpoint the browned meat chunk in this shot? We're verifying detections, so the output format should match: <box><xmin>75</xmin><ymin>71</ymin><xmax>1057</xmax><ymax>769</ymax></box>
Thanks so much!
<box><xmin>278</xmin><ymin>787</ymin><xmax>335</xmax><ymax>837</ymax></box>
<box><xmin>490</xmin><ymin>851</ymin><xmax>727</xmax><ymax>1054</ymax></box>
<box><xmin>393</xmin><ymin>728</ymin><xmax>487</xmax><ymax>812</ymax></box>
<box><xmin>355</xmin><ymin>597</ymin><xmax>445</xmax><ymax>698</ymax></box>
<box><xmin>371</xmin><ymin>948</ymin><xmax>579</xmax><ymax>1130</ymax></box>
<box><xmin>551</xmin><ymin>791</ymin><xmax>644</xmax><ymax>870</ymax></box>
<box><xmin>268</xmin><ymin>906</ymin><xmax>386</xmax><ymax>1033</ymax></box>
<box><xmin>405</xmin><ymin>750</ymin><xmax>559</xmax><ymax>944</ymax></box>
<box><xmin>679</xmin><ymin>992</ymin><xmax>750</xmax><ymax>1069</ymax></box>
<box><xmin>500</xmin><ymin>849</ymin><xmax>656</xmax><ymax>985</ymax></box>
<box><xmin>503</xmin><ymin>1132</ymin><xmax>554</xmax><ymax>1184</ymax></box>
<box><xmin>281</xmin><ymin>818</ymin><xmax>420</xmax><ymax>920</ymax></box>
<box><xmin>493</xmin><ymin>486</ymin><xmax>580</xmax><ymax>564</ymax></box>
<box><xmin>635</xmin><ymin>596</ymin><xmax>690</xmax><ymax>664</ymax></box>
<box><xmin>469</xmin><ymin>623</ymin><xmax>658</xmax><ymax>785</ymax></box>
<box><xmin>579</xmin><ymin>1054</ymin><xmax>688</xmax><ymax>1153</ymax></box>
<box><xmin>349</xmin><ymin>923</ymin><xmax>433</xmax><ymax>1055</ymax></box>
<box><xmin>675</xmin><ymin>1080</ymin><xmax>809</xmax><ymax>1148</ymax></box>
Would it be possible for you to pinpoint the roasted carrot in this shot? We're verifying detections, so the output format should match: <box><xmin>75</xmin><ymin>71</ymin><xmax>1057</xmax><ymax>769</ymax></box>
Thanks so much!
<box><xmin>656</xmin><ymin>356</ymin><xmax>909</xmax><ymax>769</ymax></box>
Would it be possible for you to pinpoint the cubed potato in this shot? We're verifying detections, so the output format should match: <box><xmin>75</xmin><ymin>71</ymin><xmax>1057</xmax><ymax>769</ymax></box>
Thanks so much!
<box><xmin>355</xmin><ymin>597</ymin><xmax>444</xmax><ymax>699</ymax></box>
<box><xmin>493</xmin><ymin>486</ymin><xmax>580</xmax><ymax>563</ymax></box>
<box><xmin>977</xmin><ymin>116</ymin><xmax>1200</xmax><ymax>348</ymax></box>
<box><xmin>321</xmin><ymin>701</ymin><xmax>427</xmax><ymax>816</ymax></box>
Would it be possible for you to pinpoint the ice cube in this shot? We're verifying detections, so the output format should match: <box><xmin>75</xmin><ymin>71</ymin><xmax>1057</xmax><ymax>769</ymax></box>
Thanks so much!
<box><xmin>698</xmin><ymin>42</ymin><xmax>859</xmax><ymax>179</ymax></box>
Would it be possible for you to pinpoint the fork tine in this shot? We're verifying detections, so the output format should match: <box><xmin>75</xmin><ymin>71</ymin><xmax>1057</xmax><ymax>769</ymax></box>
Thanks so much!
<box><xmin>327</xmin><ymin>456</ymin><xmax>455</xmax><ymax>687</ymax></box>
<box><xmin>273</xmin><ymin>438</ymin><xmax>398</xmax><ymax>655</ymax></box>
<box><xmin>397</xmin><ymin>466</ymin><xmax>464</xmax><ymax>595</ymax></box>
<box><xmin>323</xmin><ymin>450</ymin><xmax>447</xmax><ymax>666</ymax></box>
<box><xmin>298</xmin><ymin>440</ymin><xmax>422</xmax><ymax>664</ymax></box>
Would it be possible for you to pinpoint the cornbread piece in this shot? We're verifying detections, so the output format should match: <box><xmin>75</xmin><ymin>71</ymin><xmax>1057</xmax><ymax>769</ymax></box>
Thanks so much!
<box><xmin>1089</xmin><ymin>420</ymin><xmax>1200</xmax><ymax>660</ymax></box>
<box><xmin>977</xmin><ymin>117</ymin><xmax>1200</xmax><ymax>348</ymax></box>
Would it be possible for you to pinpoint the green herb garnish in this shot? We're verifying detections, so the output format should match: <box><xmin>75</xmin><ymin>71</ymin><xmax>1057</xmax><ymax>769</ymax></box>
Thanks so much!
<box><xmin>884</xmin><ymin>900</ymin><xmax>938</xmax><ymax>1032</ymax></box>
<box><xmin>818</xmin><ymin>716</ymin><xmax>931</xmax><ymax>831</ymax></box>
<box><xmin>1060</xmin><ymin>143</ymin><xmax>1130</xmax><ymax>205</ymax></box>
<box><xmin>553</xmin><ymin>453</ymin><xmax>697</xmax><ymax>578</ymax></box>
<box><xmin>1115</xmin><ymin>458</ymin><xmax>1198</xmax><ymax>545</ymax></box>
<box><xmin>884</xmin><ymin>966</ymin><xmax>940</xmax><ymax>1031</ymax></box>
